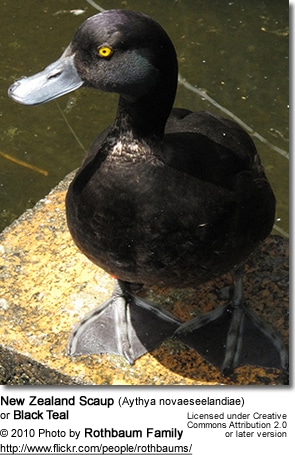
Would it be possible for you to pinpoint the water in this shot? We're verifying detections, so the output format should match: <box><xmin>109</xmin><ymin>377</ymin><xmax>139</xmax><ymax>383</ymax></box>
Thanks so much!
<box><xmin>0</xmin><ymin>0</ymin><xmax>288</xmax><ymax>235</ymax></box>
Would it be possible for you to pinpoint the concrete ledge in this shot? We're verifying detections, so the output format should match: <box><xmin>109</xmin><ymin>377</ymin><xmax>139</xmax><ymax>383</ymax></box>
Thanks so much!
<box><xmin>0</xmin><ymin>174</ymin><xmax>289</xmax><ymax>385</ymax></box>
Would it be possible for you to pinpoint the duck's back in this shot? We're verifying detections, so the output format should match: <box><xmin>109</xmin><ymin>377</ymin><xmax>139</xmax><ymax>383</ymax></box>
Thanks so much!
<box><xmin>164</xmin><ymin>110</ymin><xmax>258</xmax><ymax>185</ymax></box>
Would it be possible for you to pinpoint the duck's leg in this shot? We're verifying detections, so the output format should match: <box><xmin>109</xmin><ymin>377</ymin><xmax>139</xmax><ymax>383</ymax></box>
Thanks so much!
<box><xmin>68</xmin><ymin>279</ymin><xmax>181</xmax><ymax>364</ymax></box>
<box><xmin>174</xmin><ymin>264</ymin><xmax>288</xmax><ymax>375</ymax></box>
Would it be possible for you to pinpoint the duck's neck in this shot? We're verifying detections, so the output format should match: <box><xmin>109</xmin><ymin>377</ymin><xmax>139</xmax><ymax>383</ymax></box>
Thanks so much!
<box><xmin>113</xmin><ymin>66</ymin><xmax>178</xmax><ymax>141</ymax></box>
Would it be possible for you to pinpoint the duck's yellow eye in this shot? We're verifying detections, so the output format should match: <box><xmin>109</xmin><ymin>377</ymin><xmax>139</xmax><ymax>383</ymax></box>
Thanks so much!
<box><xmin>97</xmin><ymin>46</ymin><xmax>113</xmax><ymax>58</ymax></box>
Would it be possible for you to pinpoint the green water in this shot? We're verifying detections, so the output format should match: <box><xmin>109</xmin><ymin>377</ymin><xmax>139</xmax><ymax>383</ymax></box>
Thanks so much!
<box><xmin>0</xmin><ymin>0</ymin><xmax>289</xmax><ymax>235</ymax></box>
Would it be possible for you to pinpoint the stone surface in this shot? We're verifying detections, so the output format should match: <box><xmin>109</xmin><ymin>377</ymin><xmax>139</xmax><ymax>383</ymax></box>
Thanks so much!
<box><xmin>0</xmin><ymin>173</ymin><xmax>289</xmax><ymax>385</ymax></box>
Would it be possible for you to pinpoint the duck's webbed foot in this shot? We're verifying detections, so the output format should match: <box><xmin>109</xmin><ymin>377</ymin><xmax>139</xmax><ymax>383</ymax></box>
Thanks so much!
<box><xmin>68</xmin><ymin>279</ymin><xmax>181</xmax><ymax>364</ymax></box>
<box><xmin>174</xmin><ymin>265</ymin><xmax>288</xmax><ymax>375</ymax></box>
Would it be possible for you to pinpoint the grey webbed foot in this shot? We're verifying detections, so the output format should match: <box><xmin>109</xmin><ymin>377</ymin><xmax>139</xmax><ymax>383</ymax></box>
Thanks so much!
<box><xmin>174</xmin><ymin>265</ymin><xmax>288</xmax><ymax>375</ymax></box>
<box><xmin>68</xmin><ymin>279</ymin><xmax>181</xmax><ymax>364</ymax></box>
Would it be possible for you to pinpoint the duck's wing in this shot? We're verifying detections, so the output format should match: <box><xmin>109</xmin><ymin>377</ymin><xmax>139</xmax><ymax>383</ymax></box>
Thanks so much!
<box><xmin>165</xmin><ymin>110</ymin><xmax>257</xmax><ymax>160</ymax></box>
<box><xmin>163</xmin><ymin>110</ymin><xmax>260</xmax><ymax>188</ymax></box>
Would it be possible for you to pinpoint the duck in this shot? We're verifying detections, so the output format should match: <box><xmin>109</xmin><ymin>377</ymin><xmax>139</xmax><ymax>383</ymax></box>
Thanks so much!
<box><xmin>8</xmin><ymin>9</ymin><xmax>287</xmax><ymax>375</ymax></box>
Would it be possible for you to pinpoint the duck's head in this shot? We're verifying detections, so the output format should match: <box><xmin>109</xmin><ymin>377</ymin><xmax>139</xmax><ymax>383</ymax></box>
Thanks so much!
<box><xmin>8</xmin><ymin>9</ymin><xmax>178</xmax><ymax>110</ymax></box>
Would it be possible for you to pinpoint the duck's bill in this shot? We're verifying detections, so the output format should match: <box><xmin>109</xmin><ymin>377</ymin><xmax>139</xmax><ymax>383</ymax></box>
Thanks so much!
<box><xmin>8</xmin><ymin>49</ymin><xmax>83</xmax><ymax>105</ymax></box>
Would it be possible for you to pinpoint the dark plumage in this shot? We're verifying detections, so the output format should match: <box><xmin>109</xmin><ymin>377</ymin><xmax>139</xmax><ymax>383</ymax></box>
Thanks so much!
<box><xmin>8</xmin><ymin>9</ymin><xmax>287</xmax><ymax>374</ymax></box>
